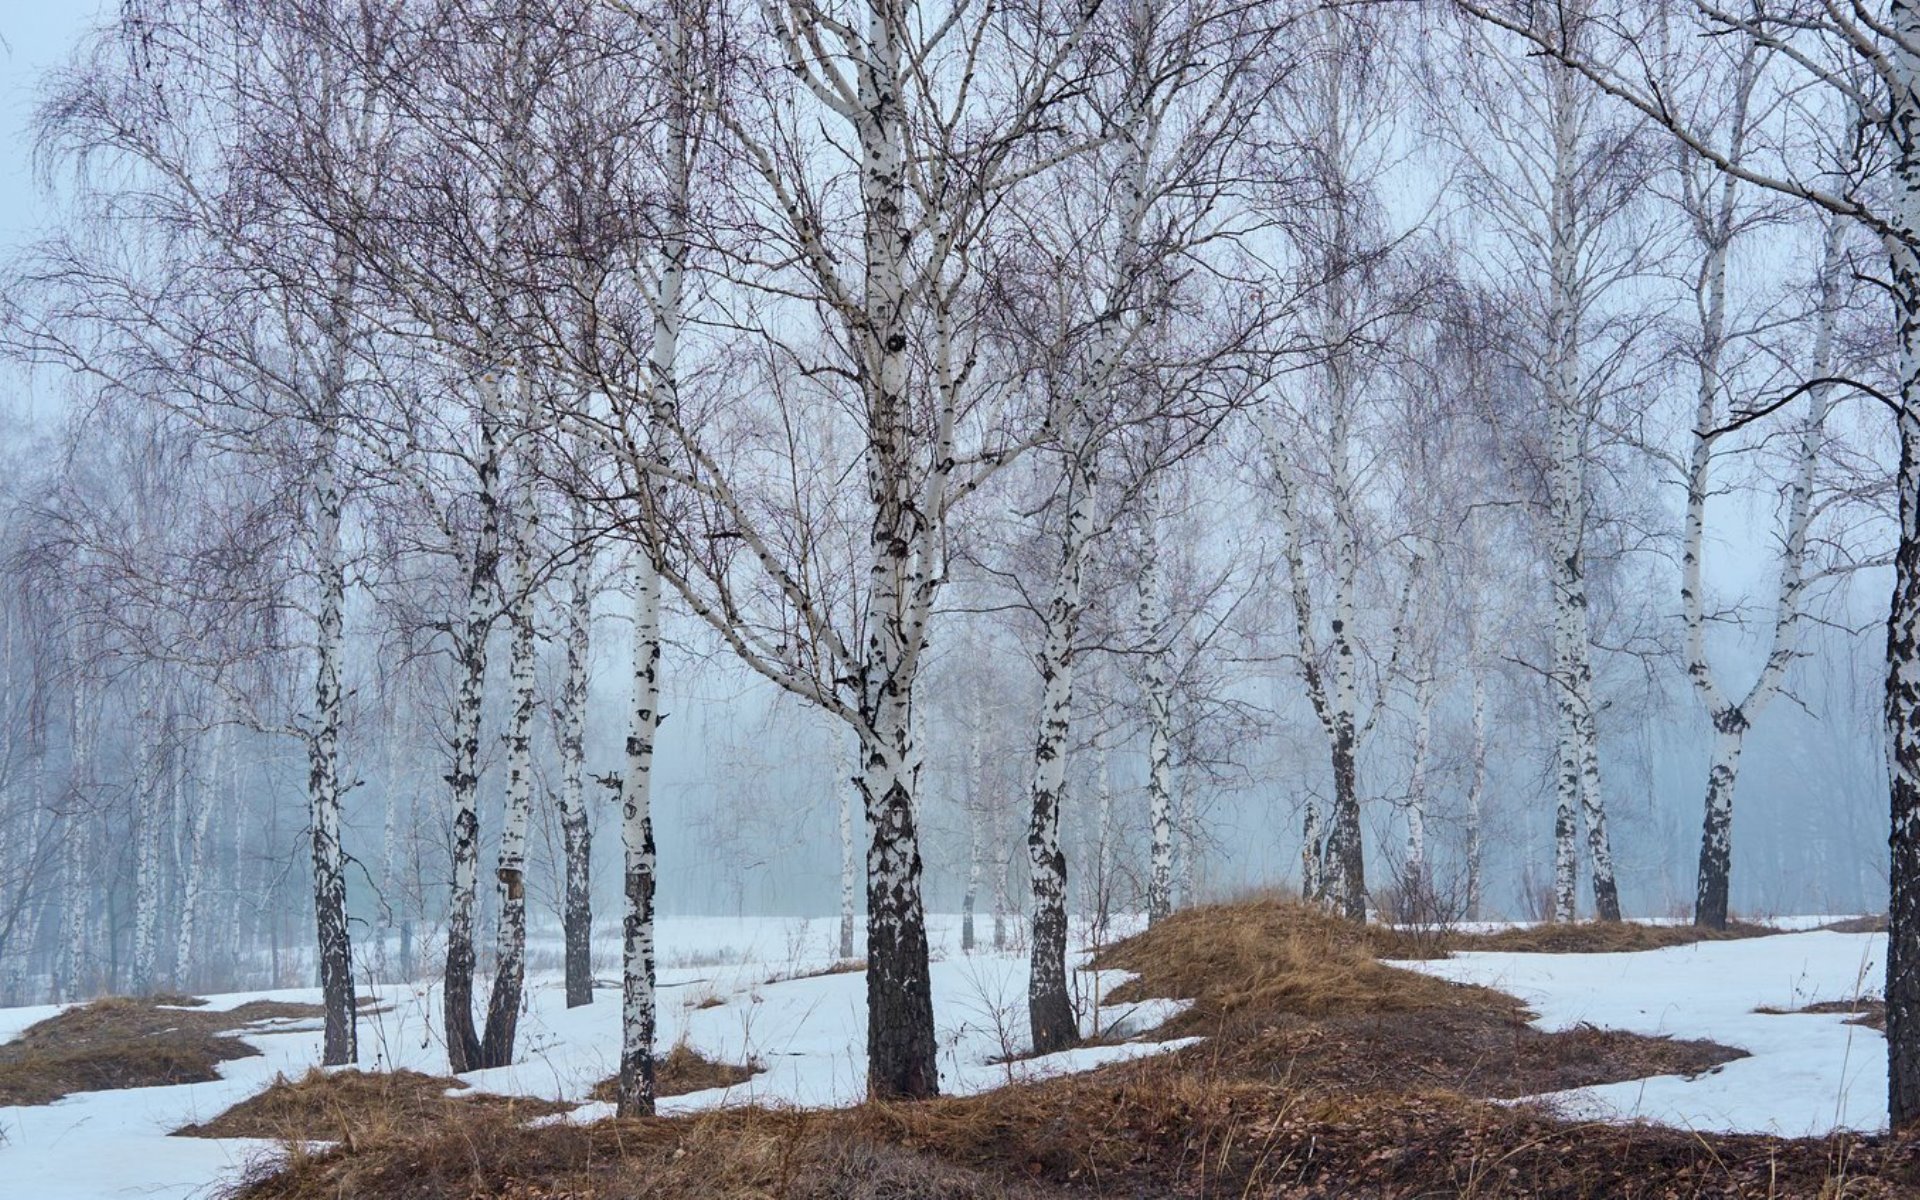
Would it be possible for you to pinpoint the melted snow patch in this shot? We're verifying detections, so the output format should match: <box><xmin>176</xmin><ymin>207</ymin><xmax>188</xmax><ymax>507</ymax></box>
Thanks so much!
<box><xmin>1396</xmin><ymin>929</ymin><xmax>1886</xmax><ymax>1135</ymax></box>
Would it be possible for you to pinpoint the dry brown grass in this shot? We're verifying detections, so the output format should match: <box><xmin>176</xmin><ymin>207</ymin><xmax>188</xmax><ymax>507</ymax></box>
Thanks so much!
<box><xmin>1092</xmin><ymin>896</ymin><xmax>1744</xmax><ymax>1099</ymax></box>
<box><xmin>1822</xmin><ymin>916</ymin><xmax>1890</xmax><ymax>934</ymax></box>
<box><xmin>227</xmin><ymin>1063</ymin><xmax>1920</xmax><ymax>1199</ymax></box>
<box><xmin>0</xmin><ymin>996</ymin><xmax>325</xmax><ymax>1106</ymax></box>
<box><xmin>1756</xmin><ymin>999</ymin><xmax>1888</xmax><ymax>1032</ymax></box>
<box><xmin>589</xmin><ymin>1039</ymin><xmax>765</xmax><ymax>1101</ymax></box>
<box><xmin>177</xmin><ymin>1068</ymin><xmax>574</xmax><ymax>1143</ymax></box>
<box><xmin>223</xmin><ymin>897</ymin><xmax>1917</xmax><ymax>1199</ymax></box>
<box><xmin>1095</xmin><ymin>892</ymin><xmax>1477</xmax><ymax>1028</ymax></box>
<box><xmin>1450</xmin><ymin>920</ymin><xmax>1776</xmax><ymax>955</ymax></box>
<box><xmin>229</xmin><ymin>1102</ymin><xmax>1075</xmax><ymax>1200</ymax></box>
<box><xmin>766</xmin><ymin>959</ymin><xmax>867</xmax><ymax>985</ymax></box>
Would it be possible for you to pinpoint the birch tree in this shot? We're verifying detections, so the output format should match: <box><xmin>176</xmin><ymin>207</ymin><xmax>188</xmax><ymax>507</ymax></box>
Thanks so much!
<box><xmin>20</xmin><ymin>0</ymin><xmax>420</xmax><ymax>1060</ymax></box>
<box><xmin>553</xmin><ymin>451</ymin><xmax>598</xmax><ymax>1008</ymax></box>
<box><xmin>1255</xmin><ymin>6</ymin><xmax>1430</xmax><ymax>921</ymax></box>
<box><xmin>1661</xmin><ymin>46</ymin><xmax>1852</xmax><ymax>928</ymax></box>
<box><xmin>540</xmin><ymin>0</ymin><xmax>1108</xmax><ymax>1099</ymax></box>
<box><xmin>1426</xmin><ymin>7</ymin><xmax>1677</xmax><ymax>922</ymax></box>
<box><xmin>1452</xmin><ymin>0</ymin><xmax>1920</xmax><ymax>1118</ymax></box>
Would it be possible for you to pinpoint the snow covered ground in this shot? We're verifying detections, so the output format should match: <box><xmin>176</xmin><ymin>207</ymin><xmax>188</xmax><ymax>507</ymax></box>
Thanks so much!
<box><xmin>0</xmin><ymin>917</ymin><xmax>1893</xmax><ymax>1200</ymax></box>
<box><xmin>0</xmin><ymin>914</ymin><xmax>1192</xmax><ymax>1200</ymax></box>
<box><xmin>1398</xmin><ymin>928</ymin><xmax>1888</xmax><ymax>1135</ymax></box>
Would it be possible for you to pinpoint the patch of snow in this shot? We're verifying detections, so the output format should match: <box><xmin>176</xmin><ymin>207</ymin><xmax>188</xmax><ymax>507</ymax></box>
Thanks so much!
<box><xmin>1396</xmin><ymin>928</ymin><xmax>1887</xmax><ymax>1135</ymax></box>
<box><xmin>0</xmin><ymin>914</ymin><xmax>1184</xmax><ymax>1200</ymax></box>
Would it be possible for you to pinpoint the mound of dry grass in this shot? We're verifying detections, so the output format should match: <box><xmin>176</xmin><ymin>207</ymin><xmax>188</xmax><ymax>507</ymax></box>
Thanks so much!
<box><xmin>1094</xmin><ymin>893</ymin><xmax>1458</xmax><ymax>1026</ymax></box>
<box><xmin>1450</xmin><ymin>920</ymin><xmax>1775</xmax><ymax>955</ymax></box>
<box><xmin>589</xmin><ymin>1040</ymin><xmax>765</xmax><ymax>1101</ymax></box>
<box><xmin>1092</xmin><ymin>896</ymin><xmax>1745</xmax><ymax>1100</ymax></box>
<box><xmin>0</xmin><ymin>996</ymin><xmax>324</xmax><ymax>1106</ymax></box>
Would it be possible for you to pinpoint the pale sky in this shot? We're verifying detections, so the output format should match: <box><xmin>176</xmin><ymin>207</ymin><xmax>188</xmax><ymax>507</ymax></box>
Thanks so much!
<box><xmin>1</xmin><ymin>3</ymin><xmax>103</xmax><ymax>428</ymax></box>
<box><xmin>1</xmin><ymin>4</ymin><xmax>101</xmax><ymax>243</ymax></box>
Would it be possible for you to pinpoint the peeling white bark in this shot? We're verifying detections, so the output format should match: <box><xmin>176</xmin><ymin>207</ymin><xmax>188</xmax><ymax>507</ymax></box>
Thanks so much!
<box><xmin>1543</xmin><ymin>42</ymin><xmax>1619</xmax><ymax>923</ymax></box>
<box><xmin>1138</xmin><ymin>480</ymin><xmax>1176</xmax><ymax>924</ymax></box>
<box><xmin>556</xmin><ymin>478</ymin><xmax>595</xmax><ymax>1008</ymax></box>
<box><xmin>616</xmin><ymin>550</ymin><xmax>663</xmax><ymax>1117</ymax></box>
<box><xmin>482</xmin><ymin>426</ymin><xmax>541</xmax><ymax>1067</ymax></box>
<box><xmin>1027</xmin><ymin>430</ymin><xmax>1096</xmax><ymax>1054</ymax></box>
<box><xmin>1405</xmin><ymin>667</ymin><xmax>1435</xmax><ymax>905</ymax></box>
<box><xmin>443</xmin><ymin>368</ymin><xmax>504</xmax><ymax>1075</ymax></box>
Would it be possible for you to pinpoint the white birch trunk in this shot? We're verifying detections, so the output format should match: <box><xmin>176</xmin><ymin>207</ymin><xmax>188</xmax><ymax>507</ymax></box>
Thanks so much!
<box><xmin>1260</xmin><ymin>390</ymin><xmax>1361</xmax><ymax>918</ymax></box>
<box><xmin>1138</xmin><ymin>481</ymin><xmax>1176</xmax><ymax>924</ymax></box>
<box><xmin>1026</xmin><ymin>438</ymin><xmax>1095</xmax><ymax>1055</ymax></box>
<box><xmin>614</xmin><ymin>4</ymin><xmax>692</xmax><ymax>1102</ymax></box>
<box><xmin>309</xmin><ymin>427</ymin><xmax>357</xmax><ymax>1060</ymax></box>
<box><xmin>1543</xmin><ymin>48</ymin><xmax>1618</xmax><ymax>922</ymax></box>
<box><xmin>556</xmin><ymin>503</ymin><xmax>596</xmax><ymax>1008</ymax></box>
<box><xmin>1877</xmin><ymin>12</ymin><xmax>1920</xmax><ymax>1126</ymax></box>
<box><xmin>442</xmin><ymin>369</ymin><xmax>504</xmax><ymax>1075</ymax></box>
<box><xmin>616</xmin><ymin>551</ymin><xmax>663</xmax><ymax>1117</ymax></box>
<box><xmin>1405</xmin><ymin>667</ymin><xmax>1434</xmax><ymax>911</ymax></box>
<box><xmin>1466</xmin><ymin>668</ymin><xmax>1487</xmax><ymax>922</ymax></box>
<box><xmin>57</xmin><ymin>670</ymin><xmax>93</xmax><ymax>1000</ymax></box>
<box><xmin>175</xmin><ymin>720</ymin><xmax>221</xmax><ymax>991</ymax></box>
<box><xmin>1301</xmin><ymin>798</ymin><xmax>1323</xmax><ymax>901</ymax></box>
<box><xmin>850</xmin><ymin>3</ymin><xmax>940</xmax><ymax>1099</ymax></box>
<box><xmin>481</xmin><ymin>434</ymin><xmax>540</xmax><ymax>1068</ymax></box>
<box><xmin>1091</xmin><ymin>748</ymin><xmax>1114</xmax><ymax>945</ymax></box>
<box><xmin>1684</xmin><ymin>173</ymin><xmax>1838</xmax><ymax>928</ymax></box>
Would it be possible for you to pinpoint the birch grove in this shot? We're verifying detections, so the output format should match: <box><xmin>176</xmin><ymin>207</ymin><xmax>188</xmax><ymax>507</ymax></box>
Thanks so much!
<box><xmin>0</xmin><ymin>0</ymin><xmax>1909</xmax><ymax>1136</ymax></box>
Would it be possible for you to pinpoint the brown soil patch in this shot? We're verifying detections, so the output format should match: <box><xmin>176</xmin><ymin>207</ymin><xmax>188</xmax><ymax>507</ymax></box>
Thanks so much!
<box><xmin>1757</xmin><ymin>998</ymin><xmax>1888</xmax><ymax>1032</ymax></box>
<box><xmin>0</xmin><ymin>996</ymin><xmax>325</xmax><ymax>1106</ymax></box>
<box><xmin>1449</xmin><ymin>920</ymin><xmax>1776</xmax><ymax>955</ymax></box>
<box><xmin>589</xmin><ymin>1041</ymin><xmax>764</xmax><ymax>1101</ymax></box>
<box><xmin>178</xmin><ymin>1067</ymin><xmax>573</xmax><ymax>1143</ymax></box>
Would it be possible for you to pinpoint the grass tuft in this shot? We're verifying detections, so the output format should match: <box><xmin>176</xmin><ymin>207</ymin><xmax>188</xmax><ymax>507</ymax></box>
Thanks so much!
<box><xmin>177</xmin><ymin>1067</ymin><xmax>573</xmax><ymax>1143</ymax></box>
<box><xmin>590</xmin><ymin>1038</ymin><xmax>764</xmax><ymax>1101</ymax></box>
